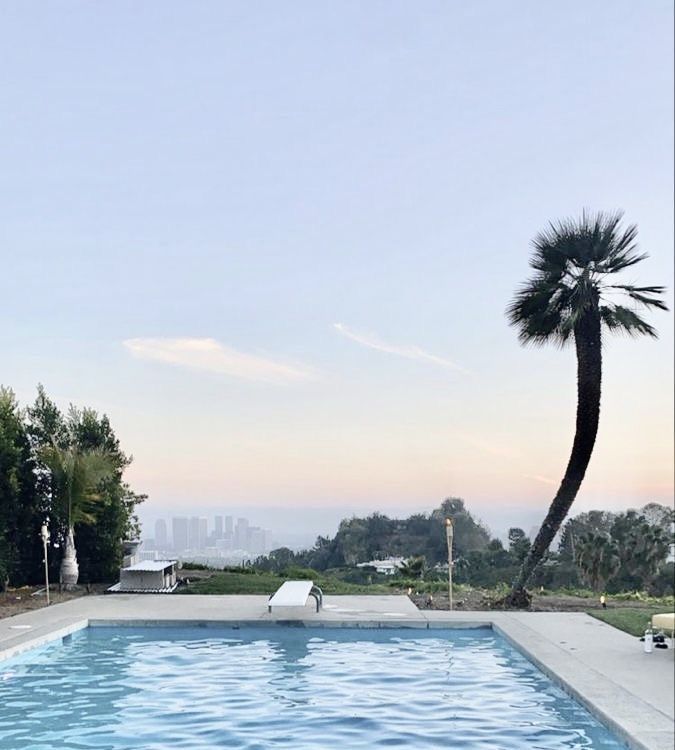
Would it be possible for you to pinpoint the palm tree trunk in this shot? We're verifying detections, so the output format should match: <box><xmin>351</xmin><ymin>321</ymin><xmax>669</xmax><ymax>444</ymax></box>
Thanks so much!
<box><xmin>507</xmin><ymin>309</ymin><xmax>602</xmax><ymax>606</ymax></box>
<box><xmin>59</xmin><ymin>479</ymin><xmax>79</xmax><ymax>587</ymax></box>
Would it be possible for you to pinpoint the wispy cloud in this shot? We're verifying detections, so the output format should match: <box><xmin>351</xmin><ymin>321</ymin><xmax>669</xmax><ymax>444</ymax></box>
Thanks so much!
<box><xmin>333</xmin><ymin>323</ymin><xmax>469</xmax><ymax>374</ymax></box>
<box><xmin>523</xmin><ymin>473</ymin><xmax>558</xmax><ymax>486</ymax></box>
<box><xmin>123</xmin><ymin>337</ymin><xmax>314</xmax><ymax>384</ymax></box>
<box><xmin>459</xmin><ymin>435</ymin><xmax>520</xmax><ymax>460</ymax></box>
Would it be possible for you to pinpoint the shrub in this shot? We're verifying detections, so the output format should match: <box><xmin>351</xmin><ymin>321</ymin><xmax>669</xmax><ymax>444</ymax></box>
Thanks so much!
<box><xmin>648</xmin><ymin>563</ymin><xmax>675</xmax><ymax>598</ymax></box>
<box><xmin>280</xmin><ymin>566</ymin><xmax>317</xmax><ymax>580</ymax></box>
<box><xmin>181</xmin><ymin>561</ymin><xmax>212</xmax><ymax>571</ymax></box>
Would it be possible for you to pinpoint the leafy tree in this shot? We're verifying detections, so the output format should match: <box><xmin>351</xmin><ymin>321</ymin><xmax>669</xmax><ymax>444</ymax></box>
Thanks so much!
<box><xmin>505</xmin><ymin>211</ymin><xmax>666</xmax><ymax>606</ymax></box>
<box><xmin>454</xmin><ymin>538</ymin><xmax>516</xmax><ymax>588</ymax></box>
<box><xmin>486</xmin><ymin>538</ymin><xmax>513</xmax><ymax>567</ymax></box>
<box><xmin>650</xmin><ymin>563</ymin><xmax>675</xmax><ymax>598</ymax></box>
<box><xmin>639</xmin><ymin>503</ymin><xmax>675</xmax><ymax>534</ymax></box>
<box><xmin>301</xmin><ymin>536</ymin><xmax>339</xmax><ymax>570</ymax></box>
<box><xmin>574</xmin><ymin>532</ymin><xmax>620</xmax><ymax>592</ymax></box>
<box><xmin>559</xmin><ymin>510</ymin><xmax>616</xmax><ymax>561</ymax></box>
<box><xmin>364</xmin><ymin>513</ymin><xmax>393</xmax><ymax>559</ymax></box>
<box><xmin>0</xmin><ymin>388</ymin><xmax>42</xmax><ymax>587</ymax></box>
<box><xmin>26</xmin><ymin>384</ymin><xmax>69</xmax><ymax>450</ymax></box>
<box><xmin>609</xmin><ymin>512</ymin><xmax>670</xmax><ymax>592</ymax></box>
<box><xmin>24</xmin><ymin>386</ymin><xmax>70</xmax><ymax>582</ymax></box>
<box><xmin>561</xmin><ymin>507</ymin><xmax>673</xmax><ymax>594</ymax></box>
<box><xmin>428</xmin><ymin>498</ymin><xmax>491</xmax><ymax>561</ymax></box>
<box><xmin>27</xmin><ymin>386</ymin><xmax>146</xmax><ymax>583</ymax></box>
<box><xmin>261</xmin><ymin>498</ymin><xmax>490</xmax><ymax>576</ymax></box>
<box><xmin>336</xmin><ymin>517</ymin><xmax>370</xmax><ymax>565</ymax></box>
<box><xmin>508</xmin><ymin>528</ymin><xmax>531</xmax><ymax>563</ymax></box>
<box><xmin>312</xmin><ymin>498</ymin><xmax>491</xmax><ymax>569</ymax></box>
<box><xmin>0</xmin><ymin>385</ymin><xmax>145</xmax><ymax>586</ymax></box>
<box><xmin>267</xmin><ymin>547</ymin><xmax>297</xmax><ymax>571</ymax></box>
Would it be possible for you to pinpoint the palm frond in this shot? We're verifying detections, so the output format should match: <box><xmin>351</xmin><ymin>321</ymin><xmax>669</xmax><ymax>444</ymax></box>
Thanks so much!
<box><xmin>607</xmin><ymin>285</ymin><xmax>669</xmax><ymax>310</ymax></box>
<box><xmin>39</xmin><ymin>443</ymin><xmax>116</xmax><ymax>526</ymax></box>
<box><xmin>506</xmin><ymin>281</ymin><xmax>567</xmax><ymax>346</ymax></box>
<box><xmin>508</xmin><ymin>210</ymin><xmax>665</xmax><ymax>344</ymax></box>
<box><xmin>600</xmin><ymin>304</ymin><xmax>658</xmax><ymax>337</ymax></box>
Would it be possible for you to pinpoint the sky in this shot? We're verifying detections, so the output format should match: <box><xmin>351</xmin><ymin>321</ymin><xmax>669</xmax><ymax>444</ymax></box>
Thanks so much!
<box><xmin>1</xmin><ymin>1</ymin><xmax>673</xmax><ymax>539</ymax></box>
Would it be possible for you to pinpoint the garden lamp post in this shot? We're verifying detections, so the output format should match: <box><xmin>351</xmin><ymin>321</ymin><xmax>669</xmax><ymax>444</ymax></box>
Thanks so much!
<box><xmin>40</xmin><ymin>522</ymin><xmax>50</xmax><ymax>605</ymax></box>
<box><xmin>445</xmin><ymin>517</ymin><xmax>454</xmax><ymax>611</ymax></box>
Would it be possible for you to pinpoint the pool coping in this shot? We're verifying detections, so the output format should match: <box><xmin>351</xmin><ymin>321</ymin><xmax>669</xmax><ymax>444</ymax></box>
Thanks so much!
<box><xmin>0</xmin><ymin>596</ymin><xmax>672</xmax><ymax>750</ymax></box>
<box><xmin>490</xmin><ymin>619</ymin><xmax>673</xmax><ymax>750</ymax></box>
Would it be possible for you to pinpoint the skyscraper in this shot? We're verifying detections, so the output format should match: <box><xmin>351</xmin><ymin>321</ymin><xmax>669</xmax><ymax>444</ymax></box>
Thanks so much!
<box><xmin>172</xmin><ymin>517</ymin><xmax>188</xmax><ymax>552</ymax></box>
<box><xmin>155</xmin><ymin>519</ymin><xmax>168</xmax><ymax>550</ymax></box>
<box><xmin>188</xmin><ymin>517</ymin><xmax>200</xmax><ymax>550</ymax></box>
<box><xmin>234</xmin><ymin>517</ymin><xmax>249</xmax><ymax>550</ymax></box>
<box><xmin>198</xmin><ymin>517</ymin><xmax>208</xmax><ymax>549</ymax></box>
<box><xmin>249</xmin><ymin>527</ymin><xmax>267</xmax><ymax>555</ymax></box>
<box><xmin>214</xmin><ymin>515</ymin><xmax>223</xmax><ymax>540</ymax></box>
<box><xmin>222</xmin><ymin>515</ymin><xmax>234</xmax><ymax>550</ymax></box>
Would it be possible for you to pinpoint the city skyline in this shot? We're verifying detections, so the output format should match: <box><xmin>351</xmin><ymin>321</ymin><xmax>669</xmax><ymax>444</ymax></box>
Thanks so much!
<box><xmin>143</xmin><ymin>513</ymin><xmax>272</xmax><ymax>559</ymax></box>
<box><xmin>2</xmin><ymin>2</ymin><xmax>673</xmax><ymax>522</ymax></box>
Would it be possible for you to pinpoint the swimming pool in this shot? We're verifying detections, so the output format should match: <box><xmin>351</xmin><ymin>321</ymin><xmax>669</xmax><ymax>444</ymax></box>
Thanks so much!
<box><xmin>0</xmin><ymin>626</ymin><xmax>624</xmax><ymax>749</ymax></box>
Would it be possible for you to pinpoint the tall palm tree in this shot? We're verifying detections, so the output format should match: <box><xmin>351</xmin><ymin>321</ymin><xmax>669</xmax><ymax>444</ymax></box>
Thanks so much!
<box><xmin>505</xmin><ymin>211</ymin><xmax>666</xmax><ymax>606</ymax></box>
<box><xmin>40</xmin><ymin>443</ymin><xmax>116</xmax><ymax>587</ymax></box>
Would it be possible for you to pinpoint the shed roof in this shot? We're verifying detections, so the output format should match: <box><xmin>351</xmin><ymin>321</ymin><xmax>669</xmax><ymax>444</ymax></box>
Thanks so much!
<box><xmin>121</xmin><ymin>560</ymin><xmax>177</xmax><ymax>572</ymax></box>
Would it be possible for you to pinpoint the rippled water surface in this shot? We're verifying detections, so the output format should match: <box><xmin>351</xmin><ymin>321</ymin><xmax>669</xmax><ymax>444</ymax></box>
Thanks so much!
<box><xmin>0</xmin><ymin>626</ymin><xmax>624</xmax><ymax>749</ymax></box>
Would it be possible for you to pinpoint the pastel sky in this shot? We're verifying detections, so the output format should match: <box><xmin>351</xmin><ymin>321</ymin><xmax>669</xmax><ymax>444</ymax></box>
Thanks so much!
<box><xmin>1</xmin><ymin>1</ymin><xmax>673</xmax><ymax>535</ymax></box>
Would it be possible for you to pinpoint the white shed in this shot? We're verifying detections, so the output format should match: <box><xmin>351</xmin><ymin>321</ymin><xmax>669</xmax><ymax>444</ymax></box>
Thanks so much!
<box><xmin>108</xmin><ymin>560</ymin><xmax>178</xmax><ymax>593</ymax></box>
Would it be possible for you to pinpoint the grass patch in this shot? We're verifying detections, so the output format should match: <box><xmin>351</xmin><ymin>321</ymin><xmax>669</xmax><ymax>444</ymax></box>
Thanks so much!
<box><xmin>178</xmin><ymin>570</ymin><xmax>399</xmax><ymax>596</ymax></box>
<box><xmin>588</xmin><ymin>607</ymin><xmax>668</xmax><ymax>637</ymax></box>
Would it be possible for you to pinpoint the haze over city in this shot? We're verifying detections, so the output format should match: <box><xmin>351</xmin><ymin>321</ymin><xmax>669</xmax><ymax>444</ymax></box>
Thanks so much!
<box><xmin>2</xmin><ymin>1</ymin><xmax>673</xmax><ymax>545</ymax></box>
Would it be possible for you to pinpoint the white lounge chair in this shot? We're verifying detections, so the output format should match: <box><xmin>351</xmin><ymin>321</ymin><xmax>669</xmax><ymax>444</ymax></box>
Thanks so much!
<box><xmin>268</xmin><ymin>580</ymin><xmax>323</xmax><ymax>613</ymax></box>
<box><xmin>652</xmin><ymin>612</ymin><xmax>675</xmax><ymax>643</ymax></box>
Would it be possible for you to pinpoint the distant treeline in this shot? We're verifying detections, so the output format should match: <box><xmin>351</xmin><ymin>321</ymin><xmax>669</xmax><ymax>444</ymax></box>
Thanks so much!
<box><xmin>253</xmin><ymin>498</ymin><xmax>674</xmax><ymax>595</ymax></box>
<box><xmin>256</xmin><ymin>498</ymin><xmax>489</xmax><ymax>571</ymax></box>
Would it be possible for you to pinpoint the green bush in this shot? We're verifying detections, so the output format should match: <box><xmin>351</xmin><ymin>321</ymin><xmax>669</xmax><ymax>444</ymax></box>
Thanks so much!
<box><xmin>221</xmin><ymin>565</ymin><xmax>258</xmax><ymax>574</ymax></box>
<box><xmin>280</xmin><ymin>566</ymin><xmax>317</xmax><ymax>580</ymax></box>
<box><xmin>649</xmin><ymin>563</ymin><xmax>675</xmax><ymax>598</ymax></box>
<box><xmin>609</xmin><ymin>590</ymin><xmax>674</xmax><ymax>606</ymax></box>
<box><xmin>181</xmin><ymin>561</ymin><xmax>212</xmax><ymax>571</ymax></box>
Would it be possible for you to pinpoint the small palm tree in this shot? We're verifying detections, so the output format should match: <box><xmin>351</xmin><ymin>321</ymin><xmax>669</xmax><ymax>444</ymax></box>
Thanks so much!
<box><xmin>505</xmin><ymin>211</ymin><xmax>666</xmax><ymax>606</ymax></box>
<box><xmin>399</xmin><ymin>556</ymin><xmax>426</xmax><ymax>580</ymax></box>
<box><xmin>40</xmin><ymin>443</ymin><xmax>116</xmax><ymax>587</ymax></box>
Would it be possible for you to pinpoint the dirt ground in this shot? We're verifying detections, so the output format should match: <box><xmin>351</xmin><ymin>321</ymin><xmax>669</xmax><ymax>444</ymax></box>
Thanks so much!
<box><xmin>411</xmin><ymin>590</ymin><xmax>656</xmax><ymax>612</ymax></box>
<box><xmin>0</xmin><ymin>572</ymin><xmax>208</xmax><ymax>620</ymax></box>
<box><xmin>0</xmin><ymin>584</ymin><xmax>110</xmax><ymax>620</ymax></box>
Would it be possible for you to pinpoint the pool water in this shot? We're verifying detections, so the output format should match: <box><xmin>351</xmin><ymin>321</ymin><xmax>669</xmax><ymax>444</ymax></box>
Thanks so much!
<box><xmin>0</xmin><ymin>626</ymin><xmax>624</xmax><ymax>749</ymax></box>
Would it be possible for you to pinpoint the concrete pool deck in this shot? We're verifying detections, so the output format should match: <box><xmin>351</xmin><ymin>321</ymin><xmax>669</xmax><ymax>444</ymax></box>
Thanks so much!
<box><xmin>1</xmin><ymin>594</ymin><xmax>673</xmax><ymax>750</ymax></box>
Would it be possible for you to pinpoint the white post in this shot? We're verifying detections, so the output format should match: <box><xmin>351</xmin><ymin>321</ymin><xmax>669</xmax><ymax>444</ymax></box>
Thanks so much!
<box><xmin>40</xmin><ymin>523</ymin><xmax>50</xmax><ymax>606</ymax></box>
<box><xmin>445</xmin><ymin>517</ymin><xmax>454</xmax><ymax>611</ymax></box>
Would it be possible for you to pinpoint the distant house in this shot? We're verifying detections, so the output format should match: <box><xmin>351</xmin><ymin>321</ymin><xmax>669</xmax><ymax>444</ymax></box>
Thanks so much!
<box><xmin>356</xmin><ymin>557</ymin><xmax>405</xmax><ymax>576</ymax></box>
